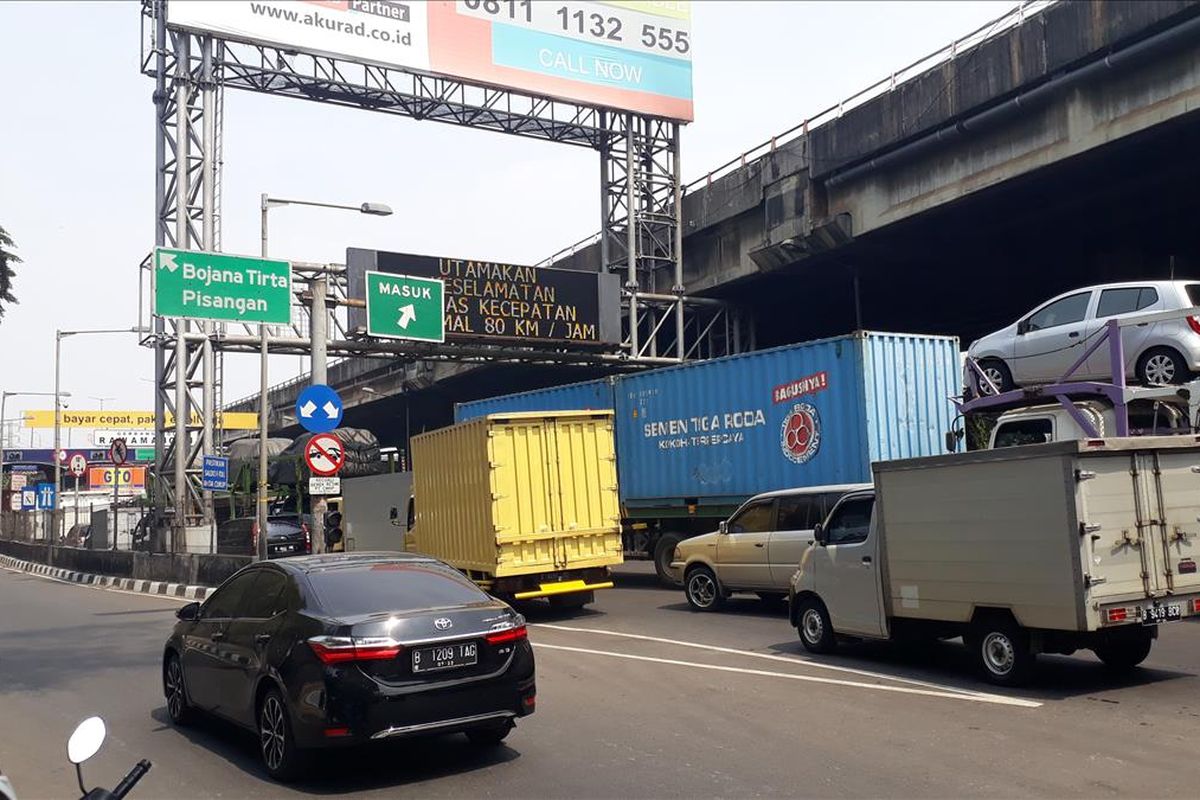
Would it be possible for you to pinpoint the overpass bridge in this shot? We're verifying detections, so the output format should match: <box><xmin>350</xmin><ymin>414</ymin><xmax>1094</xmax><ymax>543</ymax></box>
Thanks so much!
<box><xmin>231</xmin><ymin>0</ymin><xmax>1200</xmax><ymax>450</ymax></box>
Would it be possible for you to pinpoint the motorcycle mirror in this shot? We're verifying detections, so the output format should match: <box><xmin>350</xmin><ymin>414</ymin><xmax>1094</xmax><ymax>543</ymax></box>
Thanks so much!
<box><xmin>67</xmin><ymin>716</ymin><xmax>106</xmax><ymax>765</ymax></box>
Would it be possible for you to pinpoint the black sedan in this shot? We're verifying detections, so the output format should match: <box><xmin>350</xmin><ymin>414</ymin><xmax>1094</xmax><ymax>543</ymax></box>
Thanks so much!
<box><xmin>162</xmin><ymin>553</ymin><xmax>536</xmax><ymax>781</ymax></box>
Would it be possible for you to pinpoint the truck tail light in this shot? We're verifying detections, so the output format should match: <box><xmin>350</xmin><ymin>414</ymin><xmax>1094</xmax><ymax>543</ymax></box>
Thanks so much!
<box><xmin>308</xmin><ymin>636</ymin><xmax>403</xmax><ymax>664</ymax></box>
<box><xmin>1187</xmin><ymin>315</ymin><xmax>1200</xmax><ymax>335</ymax></box>
<box><xmin>1105</xmin><ymin>607</ymin><xmax>1129</xmax><ymax>624</ymax></box>
<box><xmin>1192</xmin><ymin>598</ymin><xmax>1200</xmax><ymax>614</ymax></box>
<box><xmin>486</xmin><ymin>625</ymin><xmax>528</xmax><ymax>645</ymax></box>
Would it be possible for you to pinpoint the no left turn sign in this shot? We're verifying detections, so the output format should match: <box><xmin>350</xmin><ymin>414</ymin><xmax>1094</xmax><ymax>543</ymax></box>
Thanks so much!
<box><xmin>304</xmin><ymin>433</ymin><xmax>345</xmax><ymax>477</ymax></box>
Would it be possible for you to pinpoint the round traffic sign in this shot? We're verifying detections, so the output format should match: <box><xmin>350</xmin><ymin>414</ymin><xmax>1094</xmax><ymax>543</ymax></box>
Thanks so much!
<box><xmin>109</xmin><ymin>438</ymin><xmax>129</xmax><ymax>466</ymax></box>
<box><xmin>295</xmin><ymin>384</ymin><xmax>344</xmax><ymax>434</ymax></box>
<box><xmin>69</xmin><ymin>454</ymin><xmax>88</xmax><ymax>478</ymax></box>
<box><xmin>303</xmin><ymin>433</ymin><xmax>345</xmax><ymax>477</ymax></box>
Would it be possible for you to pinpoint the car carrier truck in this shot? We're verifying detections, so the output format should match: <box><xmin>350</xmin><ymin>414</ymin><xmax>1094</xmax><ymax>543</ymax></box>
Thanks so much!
<box><xmin>789</xmin><ymin>436</ymin><xmax>1200</xmax><ymax>685</ymax></box>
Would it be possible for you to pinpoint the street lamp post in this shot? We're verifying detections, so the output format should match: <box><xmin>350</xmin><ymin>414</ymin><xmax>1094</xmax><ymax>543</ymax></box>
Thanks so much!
<box><xmin>55</xmin><ymin>328</ymin><xmax>146</xmax><ymax>550</ymax></box>
<box><xmin>1</xmin><ymin>390</ymin><xmax>70</xmax><ymax>540</ymax></box>
<box><xmin>256</xmin><ymin>194</ymin><xmax>392</xmax><ymax>561</ymax></box>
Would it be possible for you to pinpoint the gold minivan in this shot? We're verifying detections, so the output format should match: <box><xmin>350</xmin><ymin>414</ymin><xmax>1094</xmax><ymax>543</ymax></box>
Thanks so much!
<box><xmin>671</xmin><ymin>484</ymin><xmax>870</xmax><ymax>611</ymax></box>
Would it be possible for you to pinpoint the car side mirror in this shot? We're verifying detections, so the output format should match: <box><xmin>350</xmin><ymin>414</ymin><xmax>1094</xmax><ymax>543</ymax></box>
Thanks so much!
<box><xmin>176</xmin><ymin>601</ymin><xmax>200</xmax><ymax>621</ymax></box>
<box><xmin>1017</xmin><ymin>319</ymin><xmax>1030</xmax><ymax>335</ymax></box>
<box><xmin>945</xmin><ymin>430</ymin><xmax>959</xmax><ymax>453</ymax></box>
<box><xmin>389</xmin><ymin>507</ymin><xmax>398</xmax><ymax>520</ymax></box>
<box><xmin>718</xmin><ymin>520</ymin><xmax>728</xmax><ymax>536</ymax></box>
<box><xmin>813</xmin><ymin>523</ymin><xmax>827</xmax><ymax>546</ymax></box>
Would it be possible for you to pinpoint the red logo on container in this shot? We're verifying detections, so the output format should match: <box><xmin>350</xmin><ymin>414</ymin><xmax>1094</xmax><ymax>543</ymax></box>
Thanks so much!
<box><xmin>781</xmin><ymin>403</ymin><xmax>821</xmax><ymax>465</ymax></box>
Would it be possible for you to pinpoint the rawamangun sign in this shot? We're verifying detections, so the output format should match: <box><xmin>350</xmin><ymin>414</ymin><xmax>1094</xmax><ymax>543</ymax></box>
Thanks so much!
<box><xmin>166</xmin><ymin>0</ymin><xmax>694</xmax><ymax>121</ymax></box>
<box><xmin>347</xmin><ymin>248</ymin><xmax>621</xmax><ymax>348</ymax></box>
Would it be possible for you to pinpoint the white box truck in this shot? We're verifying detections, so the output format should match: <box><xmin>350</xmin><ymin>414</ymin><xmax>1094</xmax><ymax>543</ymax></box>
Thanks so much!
<box><xmin>790</xmin><ymin>436</ymin><xmax>1200</xmax><ymax>685</ymax></box>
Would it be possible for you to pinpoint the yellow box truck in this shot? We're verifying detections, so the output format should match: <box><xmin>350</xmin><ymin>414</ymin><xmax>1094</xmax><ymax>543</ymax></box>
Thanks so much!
<box><xmin>406</xmin><ymin>410</ymin><xmax>623</xmax><ymax>608</ymax></box>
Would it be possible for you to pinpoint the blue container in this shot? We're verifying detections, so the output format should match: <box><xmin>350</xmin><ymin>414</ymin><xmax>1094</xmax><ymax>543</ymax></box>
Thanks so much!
<box><xmin>453</xmin><ymin>331</ymin><xmax>960</xmax><ymax>514</ymax></box>
<box><xmin>615</xmin><ymin>332</ymin><xmax>960</xmax><ymax>510</ymax></box>
<box><xmin>455</xmin><ymin>378</ymin><xmax>614</xmax><ymax>423</ymax></box>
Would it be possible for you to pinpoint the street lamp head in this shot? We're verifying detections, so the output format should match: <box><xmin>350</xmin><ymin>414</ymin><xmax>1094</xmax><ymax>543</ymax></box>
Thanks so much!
<box><xmin>360</xmin><ymin>202</ymin><xmax>393</xmax><ymax>217</ymax></box>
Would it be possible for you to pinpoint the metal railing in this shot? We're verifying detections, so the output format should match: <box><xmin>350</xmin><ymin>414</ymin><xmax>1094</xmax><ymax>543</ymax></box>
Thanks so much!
<box><xmin>534</xmin><ymin>0</ymin><xmax>1056</xmax><ymax>268</ymax></box>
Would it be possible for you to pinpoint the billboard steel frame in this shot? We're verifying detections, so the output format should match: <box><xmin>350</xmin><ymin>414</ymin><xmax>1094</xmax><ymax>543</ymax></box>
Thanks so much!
<box><xmin>141</xmin><ymin>0</ymin><xmax>744</xmax><ymax>536</ymax></box>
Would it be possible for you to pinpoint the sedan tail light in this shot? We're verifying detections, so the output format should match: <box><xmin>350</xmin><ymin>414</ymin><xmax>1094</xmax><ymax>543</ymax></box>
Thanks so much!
<box><xmin>1187</xmin><ymin>316</ymin><xmax>1200</xmax><ymax>335</ymax></box>
<box><xmin>485</xmin><ymin>625</ymin><xmax>528</xmax><ymax>645</ymax></box>
<box><xmin>308</xmin><ymin>636</ymin><xmax>403</xmax><ymax>664</ymax></box>
<box><xmin>251</xmin><ymin>521</ymin><xmax>259</xmax><ymax>551</ymax></box>
<box><xmin>302</xmin><ymin>523</ymin><xmax>312</xmax><ymax>554</ymax></box>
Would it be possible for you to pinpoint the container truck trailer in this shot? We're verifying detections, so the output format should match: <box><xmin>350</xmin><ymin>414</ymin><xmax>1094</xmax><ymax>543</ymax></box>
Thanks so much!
<box><xmin>457</xmin><ymin>331</ymin><xmax>961</xmax><ymax>585</ymax></box>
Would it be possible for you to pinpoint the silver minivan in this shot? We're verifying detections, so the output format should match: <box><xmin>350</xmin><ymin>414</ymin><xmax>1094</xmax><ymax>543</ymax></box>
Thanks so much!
<box><xmin>671</xmin><ymin>484</ymin><xmax>870</xmax><ymax>611</ymax></box>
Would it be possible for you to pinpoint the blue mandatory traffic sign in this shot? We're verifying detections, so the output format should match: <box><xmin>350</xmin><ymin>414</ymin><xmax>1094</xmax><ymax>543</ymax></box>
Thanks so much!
<box><xmin>35</xmin><ymin>482</ymin><xmax>56</xmax><ymax>511</ymax></box>
<box><xmin>20</xmin><ymin>487</ymin><xmax>37</xmax><ymax>511</ymax></box>
<box><xmin>201</xmin><ymin>455</ymin><xmax>229</xmax><ymax>491</ymax></box>
<box><xmin>295</xmin><ymin>384</ymin><xmax>344</xmax><ymax>434</ymax></box>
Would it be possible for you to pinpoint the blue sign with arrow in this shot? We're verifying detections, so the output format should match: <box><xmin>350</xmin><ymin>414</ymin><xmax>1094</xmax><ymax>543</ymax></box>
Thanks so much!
<box><xmin>35</xmin><ymin>482</ymin><xmax>56</xmax><ymax>511</ymax></box>
<box><xmin>295</xmin><ymin>384</ymin><xmax>344</xmax><ymax>434</ymax></box>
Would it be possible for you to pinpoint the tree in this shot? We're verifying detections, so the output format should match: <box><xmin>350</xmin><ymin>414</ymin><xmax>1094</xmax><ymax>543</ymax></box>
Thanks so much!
<box><xmin>0</xmin><ymin>224</ymin><xmax>19</xmax><ymax>321</ymax></box>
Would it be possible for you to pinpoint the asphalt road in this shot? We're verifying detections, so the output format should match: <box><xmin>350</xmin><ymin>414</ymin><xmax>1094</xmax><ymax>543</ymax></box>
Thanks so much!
<box><xmin>2</xmin><ymin>561</ymin><xmax>1199</xmax><ymax>799</ymax></box>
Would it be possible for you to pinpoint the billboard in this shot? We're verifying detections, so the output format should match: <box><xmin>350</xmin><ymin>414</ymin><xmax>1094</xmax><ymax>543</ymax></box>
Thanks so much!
<box><xmin>21</xmin><ymin>410</ymin><xmax>258</xmax><ymax>430</ymax></box>
<box><xmin>166</xmin><ymin>1</ymin><xmax>693</xmax><ymax>121</ymax></box>
<box><xmin>347</xmin><ymin>248</ymin><xmax>622</xmax><ymax>347</ymax></box>
<box><xmin>87</xmin><ymin>467</ymin><xmax>148</xmax><ymax>493</ymax></box>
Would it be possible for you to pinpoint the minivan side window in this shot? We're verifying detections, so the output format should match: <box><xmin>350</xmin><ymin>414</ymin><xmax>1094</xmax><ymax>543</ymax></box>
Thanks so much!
<box><xmin>776</xmin><ymin>495</ymin><xmax>818</xmax><ymax>530</ymax></box>
<box><xmin>728</xmin><ymin>500</ymin><xmax>775</xmax><ymax>533</ymax></box>
<box><xmin>825</xmin><ymin>498</ymin><xmax>875</xmax><ymax>545</ymax></box>
<box><xmin>1096</xmin><ymin>287</ymin><xmax>1157</xmax><ymax>318</ymax></box>
<box><xmin>1026</xmin><ymin>292</ymin><xmax>1090</xmax><ymax>331</ymax></box>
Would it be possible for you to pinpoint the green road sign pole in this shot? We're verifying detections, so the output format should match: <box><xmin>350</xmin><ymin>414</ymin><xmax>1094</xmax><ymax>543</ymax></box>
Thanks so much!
<box><xmin>364</xmin><ymin>271</ymin><xmax>446</xmax><ymax>343</ymax></box>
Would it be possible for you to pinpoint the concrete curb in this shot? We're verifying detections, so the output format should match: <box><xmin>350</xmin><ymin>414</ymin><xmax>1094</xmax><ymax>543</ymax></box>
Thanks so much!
<box><xmin>0</xmin><ymin>554</ymin><xmax>210</xmax><ymax>600</ymax></box>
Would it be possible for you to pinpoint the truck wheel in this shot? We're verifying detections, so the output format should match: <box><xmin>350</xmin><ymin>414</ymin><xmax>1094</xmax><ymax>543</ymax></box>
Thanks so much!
<box><xmin>1093</xmin><ymin>627</ymin><xmax>1153</xmax><ymax>671</ymax></box>
<box><xmin>654</xmin><ymin>534</ymin><xmax>685</xmax><ymax>588</ymax></box>
<box><xmin>548</xmin><ymin>591</ymin><xmax>592</xmax><ymax>611</ymax></box>
<box><xmin>684</xmin><ymin>566</ymin><xmax>724</xmax><ymax>612</ymax></box>
<box><xmin>796</xmin><ymin>598</ymin><xmax>836</xmax><ymax>654</ymax></box>
<box><xmin>968</xmin><ymin>619</ymin><xmax>1034</xmax><ymax>686</ymax></box>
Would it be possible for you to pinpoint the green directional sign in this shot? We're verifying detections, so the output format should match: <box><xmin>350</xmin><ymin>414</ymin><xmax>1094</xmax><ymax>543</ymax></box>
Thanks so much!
<box><xmin>154</xmin><ymin>247</ymin><xmax>292</xmax><ymax>324</ymax></box>
<box><xmin>365</xmin><ymin>271</ymin><xmax>445</xmax><ymax>343</ymax></box>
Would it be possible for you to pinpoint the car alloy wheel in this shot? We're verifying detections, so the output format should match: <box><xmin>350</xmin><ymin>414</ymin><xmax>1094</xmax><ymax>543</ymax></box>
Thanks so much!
<box><xmin>685</xmin><ymin>568</ymin><xmax>721</xmax><ymax>611</ymax></box>
<box><xmin>260</xmin><ymin>695</ymin><xmax>288</xmax><ymax>773</ymax></box>
<box><xmin>1142</xmin><ymin>353</ymin><xmax>1177</xmax><ymax>385</ymax></box>
<box><xmin>164</xmin><ymin>655</ymin><xmax>190</xmax><ymax>724</ymax></box>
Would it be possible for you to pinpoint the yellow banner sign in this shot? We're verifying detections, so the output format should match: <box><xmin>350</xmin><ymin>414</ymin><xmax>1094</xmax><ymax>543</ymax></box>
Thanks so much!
<box><xmin>22</xmin><ymin>410</ymin><xmax>258</xmax><ymax>430</ymax></box>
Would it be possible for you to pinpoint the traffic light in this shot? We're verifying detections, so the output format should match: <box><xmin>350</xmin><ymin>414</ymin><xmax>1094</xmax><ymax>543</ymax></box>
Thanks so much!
<box><xmin>324</xmin><ymin>510</ymin><xmax>344</xmax><ymax>552</ymax></box>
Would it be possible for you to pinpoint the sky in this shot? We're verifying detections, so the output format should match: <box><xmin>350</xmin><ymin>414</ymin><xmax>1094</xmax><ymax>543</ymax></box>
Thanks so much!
<box><xmin>0</xmin><ymin>0</ymin><xmax>1016</xmax><ymax>446</ymax></box>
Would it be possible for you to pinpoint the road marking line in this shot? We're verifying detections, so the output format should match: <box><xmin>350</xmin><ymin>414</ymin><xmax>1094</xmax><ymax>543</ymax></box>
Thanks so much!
<box><xmin>0</xmin><ymin>564</ymin><xmax>191</xmax><ymax>603</ymax></box>
<box><xmin>533</xmin><ymin>642</ymin><xmax>1041</xmax><ymax>708</ymax></box>
<box><xmin>532</xmin><ymin>622</ymin><xmax>1028</xmax><ymax>704</ymax></box>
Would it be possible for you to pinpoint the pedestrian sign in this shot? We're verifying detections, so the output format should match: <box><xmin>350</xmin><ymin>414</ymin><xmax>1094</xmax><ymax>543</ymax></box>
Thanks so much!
<box><xmin>201</xmin><ymin>455</ymin><xmax>229</xmax><ymax>491</ymax></box>
<box><xmin>296</xmin><ymin>385</ymin><xmax>344</xmax><ymax>434</ymax></box>
<box><xmin>365</xmin><ymin>271</ymin><xmax>445</xmax><ymax>343</ymax></box>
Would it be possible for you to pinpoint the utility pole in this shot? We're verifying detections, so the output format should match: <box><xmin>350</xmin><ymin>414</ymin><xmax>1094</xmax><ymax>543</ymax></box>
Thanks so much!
<box><xmin>258</xmin><ymin>193</ymin><xmax>271</xmax><ymax>562</ymax></box>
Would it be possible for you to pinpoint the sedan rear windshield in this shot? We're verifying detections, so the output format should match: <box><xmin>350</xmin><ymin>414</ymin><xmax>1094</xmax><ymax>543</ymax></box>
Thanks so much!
<box><xmin>1187</xmin><ymin>284</ymin><xmax>1200</xmax><ymax>307</ymax></box>
<box><xmin>308</xmin><ymin>563</ymin><xmax>487</xmax><ymax>617</ymax></box>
